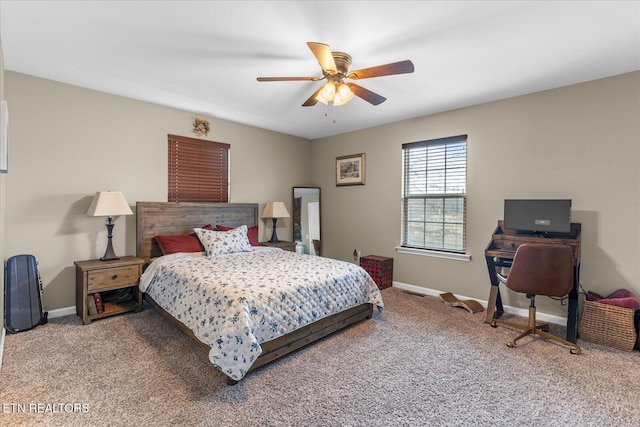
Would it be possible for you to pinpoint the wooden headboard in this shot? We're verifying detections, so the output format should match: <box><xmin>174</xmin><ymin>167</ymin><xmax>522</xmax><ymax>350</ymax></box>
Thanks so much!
<box><xmin>136</xmin><ymin>202</ymin><xmax>259</xmax><ymax>261</ymax></box>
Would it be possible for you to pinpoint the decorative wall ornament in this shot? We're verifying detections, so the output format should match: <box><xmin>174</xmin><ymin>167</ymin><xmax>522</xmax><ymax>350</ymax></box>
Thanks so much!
<box><xmin>192</xmin><ymin>118</ymin><xmax>210</xmax><ymax>137</ymax></box>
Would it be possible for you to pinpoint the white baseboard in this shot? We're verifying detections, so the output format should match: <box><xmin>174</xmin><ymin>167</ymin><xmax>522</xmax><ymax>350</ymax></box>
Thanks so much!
<box><xmin>48</xmin><ymin>306</ymin><xmax>76</xmax><ymax>319</ymax></box>
<box><xmin>392</xmin><ymin>281</ymin><xmax>568</xmax><ymax>326</ymax></box>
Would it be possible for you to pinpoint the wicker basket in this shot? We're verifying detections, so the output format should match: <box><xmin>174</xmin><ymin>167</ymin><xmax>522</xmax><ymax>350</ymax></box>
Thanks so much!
<box><xmin>579</xmin><ymin>300</ymin><xmax>637</xmax><ymax>352</ymax></box>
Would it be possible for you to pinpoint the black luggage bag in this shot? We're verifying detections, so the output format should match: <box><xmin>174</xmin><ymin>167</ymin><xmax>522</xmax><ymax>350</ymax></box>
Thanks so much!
<box><xmin>4</xmin><ymin>254</ymin><xmax>48</xmax><ymax>333</ymax></box>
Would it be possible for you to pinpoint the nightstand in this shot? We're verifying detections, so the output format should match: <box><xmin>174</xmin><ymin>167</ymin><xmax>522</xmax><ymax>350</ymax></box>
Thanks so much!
<box><xmin>75</xmin><ymin>256</ymin><xmax>145</xmax><ymax>325</ymax></box>
<box><xmin>260</xmin><ymin>241</ymin><xmax>296</xmax><ymax>252</ymax></box>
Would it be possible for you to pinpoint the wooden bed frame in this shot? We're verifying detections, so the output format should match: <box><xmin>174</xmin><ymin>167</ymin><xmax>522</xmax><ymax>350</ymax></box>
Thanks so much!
<box><xmin>136</xmin><ymin>202</ymin><xmax>373</xmax><ymax>384</ymax></box>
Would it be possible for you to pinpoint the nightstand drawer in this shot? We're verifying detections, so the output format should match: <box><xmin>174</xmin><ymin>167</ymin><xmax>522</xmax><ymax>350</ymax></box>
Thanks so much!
<box><xmin>88</xmin><ymin>265</ymin><xmax>139</xmax><ymax>292</ymax></box>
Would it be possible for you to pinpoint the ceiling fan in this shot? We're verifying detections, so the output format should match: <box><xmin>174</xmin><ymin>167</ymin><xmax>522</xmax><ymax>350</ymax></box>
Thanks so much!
<box><xmin>257</xmin><ymin>42</ymin><xmax>414</xmax><ymax>107</ymax></box>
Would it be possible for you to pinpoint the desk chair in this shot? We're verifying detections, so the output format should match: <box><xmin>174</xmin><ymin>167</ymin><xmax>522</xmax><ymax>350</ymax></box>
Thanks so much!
<box><xmin>491</xmin><ymin>243</ymin><xmax>581</xmax><ymax>354</ymax></box>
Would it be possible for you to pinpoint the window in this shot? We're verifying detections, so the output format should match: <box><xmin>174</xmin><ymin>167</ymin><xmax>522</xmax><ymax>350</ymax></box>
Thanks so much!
<box><xmin>168</xmin><ymin>134</ymin><xmax>230</xmax><ymax>203</ymax></box>
<box><xmin>401</xmin><ymin>135</ymin><xmax>467</xmax><ymax>253</ymax></box>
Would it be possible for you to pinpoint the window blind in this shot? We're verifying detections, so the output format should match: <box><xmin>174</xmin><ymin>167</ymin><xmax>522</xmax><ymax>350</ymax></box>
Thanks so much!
<box><xmin>401</xmin><ymin>135</ymin><xmax>467</xmax><ymax>252</ymax></box>
<box><xmin>168</xmin><ymin>134</ymin><xmax>230</xmax><ymax>203</ymax></box>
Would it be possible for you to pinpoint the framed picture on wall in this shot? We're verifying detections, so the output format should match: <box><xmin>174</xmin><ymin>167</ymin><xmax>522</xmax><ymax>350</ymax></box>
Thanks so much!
<box><xmin>0</xmin><ymin>101</ymin><xmax>7</xmax><ymax>173</ymax></box>
<box><xmin>336</xmin><ymin>153</ymin><xmax>365</xmax><ymax>186</ymax></box>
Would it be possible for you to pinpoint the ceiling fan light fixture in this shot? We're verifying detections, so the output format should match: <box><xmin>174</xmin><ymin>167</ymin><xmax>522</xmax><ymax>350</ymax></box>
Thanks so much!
<box><xmin>333</xmin><ymin>83</ymin><xmax>354</xmax><ymax>106</ymax></box>
<box><xmin>316</xmin><ymin>82</ymin><xmax>336</xmax><ymax>105</ymax></box>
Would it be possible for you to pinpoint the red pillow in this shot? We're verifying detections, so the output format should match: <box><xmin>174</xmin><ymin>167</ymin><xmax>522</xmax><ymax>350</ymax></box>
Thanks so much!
<box><xmin>155</xmin><ymin>224</ymin><xmax>213</xmax><ymax>255</ymax></box>
<box><xmin>216</xmin><ymin>224</ymin><xmax>259</xmax><ymax>246</ymax></box>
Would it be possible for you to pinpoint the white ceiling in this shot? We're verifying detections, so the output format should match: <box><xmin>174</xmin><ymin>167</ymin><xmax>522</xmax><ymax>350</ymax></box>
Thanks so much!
<box><xmin>1</xmin><ymin>1</ymin><xmax>639</xmax><ymax>140</ymax></box>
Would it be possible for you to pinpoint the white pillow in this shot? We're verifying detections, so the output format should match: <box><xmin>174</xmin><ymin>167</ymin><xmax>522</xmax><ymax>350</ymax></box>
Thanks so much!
<box><xmin>194</xmin><ymin>225</ymin><xmax>254</xmax><ymax>257</ymax></box>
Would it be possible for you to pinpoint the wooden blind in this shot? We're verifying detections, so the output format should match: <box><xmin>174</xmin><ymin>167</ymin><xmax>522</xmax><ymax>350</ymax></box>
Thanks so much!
<box><xmin>168</xmin><ymin>134</ymin><xmax>230</xmax><ymax>203</ymax></box>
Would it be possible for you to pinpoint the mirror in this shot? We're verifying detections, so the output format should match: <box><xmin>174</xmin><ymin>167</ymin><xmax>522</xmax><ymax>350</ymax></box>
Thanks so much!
<box><xmin>292</xmin><ymin>187</ymin><xmax>321</xmax><ymax>255</ymax></box>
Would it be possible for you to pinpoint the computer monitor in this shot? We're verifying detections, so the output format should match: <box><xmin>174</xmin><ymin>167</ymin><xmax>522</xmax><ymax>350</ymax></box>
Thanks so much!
<box><xmin>503</xmin><ymin>199</ymin><xmax>572</xmax><ymax>235</ymax></box>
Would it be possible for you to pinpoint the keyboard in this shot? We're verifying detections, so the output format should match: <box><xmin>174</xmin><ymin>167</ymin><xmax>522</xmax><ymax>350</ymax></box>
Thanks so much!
<box><xmin>499</xmin><ymin>247</ymin><xmax>518</xmax><ymax>253</ymax></box>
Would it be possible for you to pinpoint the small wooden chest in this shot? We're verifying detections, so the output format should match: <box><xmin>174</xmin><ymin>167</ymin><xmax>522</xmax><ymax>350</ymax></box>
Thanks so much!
<box><xmin>360</xmin><ymin>255</ymin><xmax>393</xmax><ymax>290</ymax></box>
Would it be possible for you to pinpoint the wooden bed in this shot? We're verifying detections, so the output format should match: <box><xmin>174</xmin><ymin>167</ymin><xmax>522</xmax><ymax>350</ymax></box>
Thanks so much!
<box><xmin>136</xmin><ymin>201</ymin><xmax>374</xmax><ymax>384</ymax></box>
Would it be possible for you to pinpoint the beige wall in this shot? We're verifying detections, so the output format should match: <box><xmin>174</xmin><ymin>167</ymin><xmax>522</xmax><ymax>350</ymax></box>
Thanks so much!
<box><xmin>4</xmin><ymin>72</ymin><xmax>311</xmax><ymax>311</ymax></box>
<box><xmin>0</xmin><ymin>42</ymin><xmax>5</xmax><ymax>325</ymax></box>
<box><xmin>3</xmin><ymin>69</ymin><xmax>639</xmax><ymax>321</ymax></box>
<box><xmin>312</xmin><ymin>72</ymin><xmax>640</xmax><ymax>318</ymax></box>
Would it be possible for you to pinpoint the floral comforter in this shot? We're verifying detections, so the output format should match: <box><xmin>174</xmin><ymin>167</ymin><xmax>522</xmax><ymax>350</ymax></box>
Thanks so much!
<box><xmin>139</xmin><ymin>248</ymin><xmax>384</xmax><ymax>381</ymax></box>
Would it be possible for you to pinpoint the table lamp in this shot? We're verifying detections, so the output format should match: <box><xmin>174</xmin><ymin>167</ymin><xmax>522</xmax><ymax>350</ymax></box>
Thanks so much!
<box><xmin>87</xmin><ymin>191</ymin><xmax>133</xmax><ymax>261</ymax></box>
<box><xmin>261</xmin><ymin>201</ymin><xmax>290</xmax><ymax>243</ymax></box>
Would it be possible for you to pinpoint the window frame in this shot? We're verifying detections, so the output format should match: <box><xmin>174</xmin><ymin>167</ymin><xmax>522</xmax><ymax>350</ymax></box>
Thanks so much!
<box><xmin>399</xmin><ymin>135</ymin><xmax>469</xmax><ymax>260</ymax></box>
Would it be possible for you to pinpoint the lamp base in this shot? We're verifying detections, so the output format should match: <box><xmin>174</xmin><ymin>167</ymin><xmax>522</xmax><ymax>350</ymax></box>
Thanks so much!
<box><xmin>269</xmin><ymin>217</ymin><xmax>280</xmax><ymax>243</ymax></box>
<box><xmin>100</xmin><ymin>218</ymin><xmax>120</xmax><ymax>261</ymax></box>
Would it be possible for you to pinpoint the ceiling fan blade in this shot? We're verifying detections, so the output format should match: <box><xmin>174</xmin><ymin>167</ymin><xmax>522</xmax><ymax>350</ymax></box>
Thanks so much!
<box><xmin>307</xmin><ymin>42</ymin><xmax>337</xmax><ymax>73</ymax></box>
<box><xmin>347</xmin><ymin>83</ymin><xmax>387</xmax><ymax>105</ymax></box>
<box><xmin>257</xmin><ymin>76</ymin><xmax>319</xmax><ymax>82</ymax></box>
<box><xmin>347</xmin><ymin>60</ymin><xmax>414</xmax><ymax>80</ymax></box>
<box><xmin>302</xmin><ymin>87</ymin><xmax>323</xmax><ymax>107</ymax></box>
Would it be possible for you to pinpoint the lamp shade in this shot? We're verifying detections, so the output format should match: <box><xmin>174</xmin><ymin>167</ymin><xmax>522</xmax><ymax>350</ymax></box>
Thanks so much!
<box><xmin>86</xmin><ymin>191</ymin><xmax>133</xmax><ymax>217</ymax></box>
<box><xmin>261</xmin><ymin>201</ymin><xmax>290</xmax><ymax>219</ymax></box>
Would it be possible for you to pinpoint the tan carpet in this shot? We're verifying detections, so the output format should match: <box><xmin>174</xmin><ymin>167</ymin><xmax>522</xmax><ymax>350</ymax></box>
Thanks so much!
<box><xmin>1</xmin><ymin>287</ymin><xmax>639</xmax><ymax>426</ymax></box>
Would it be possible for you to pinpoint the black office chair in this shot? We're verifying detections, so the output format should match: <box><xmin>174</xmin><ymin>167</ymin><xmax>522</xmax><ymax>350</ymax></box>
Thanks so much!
<box><xmin>491</xmin><ymin>243</ymin><xmax>580</xmax><ymax>354</ymax></box>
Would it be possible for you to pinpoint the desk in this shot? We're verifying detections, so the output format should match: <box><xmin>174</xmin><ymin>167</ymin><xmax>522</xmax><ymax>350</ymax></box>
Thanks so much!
<box><xmin>484</xmin><ymin>220</ymin><xmax>581</xmax><ymax>343</ymax></box>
